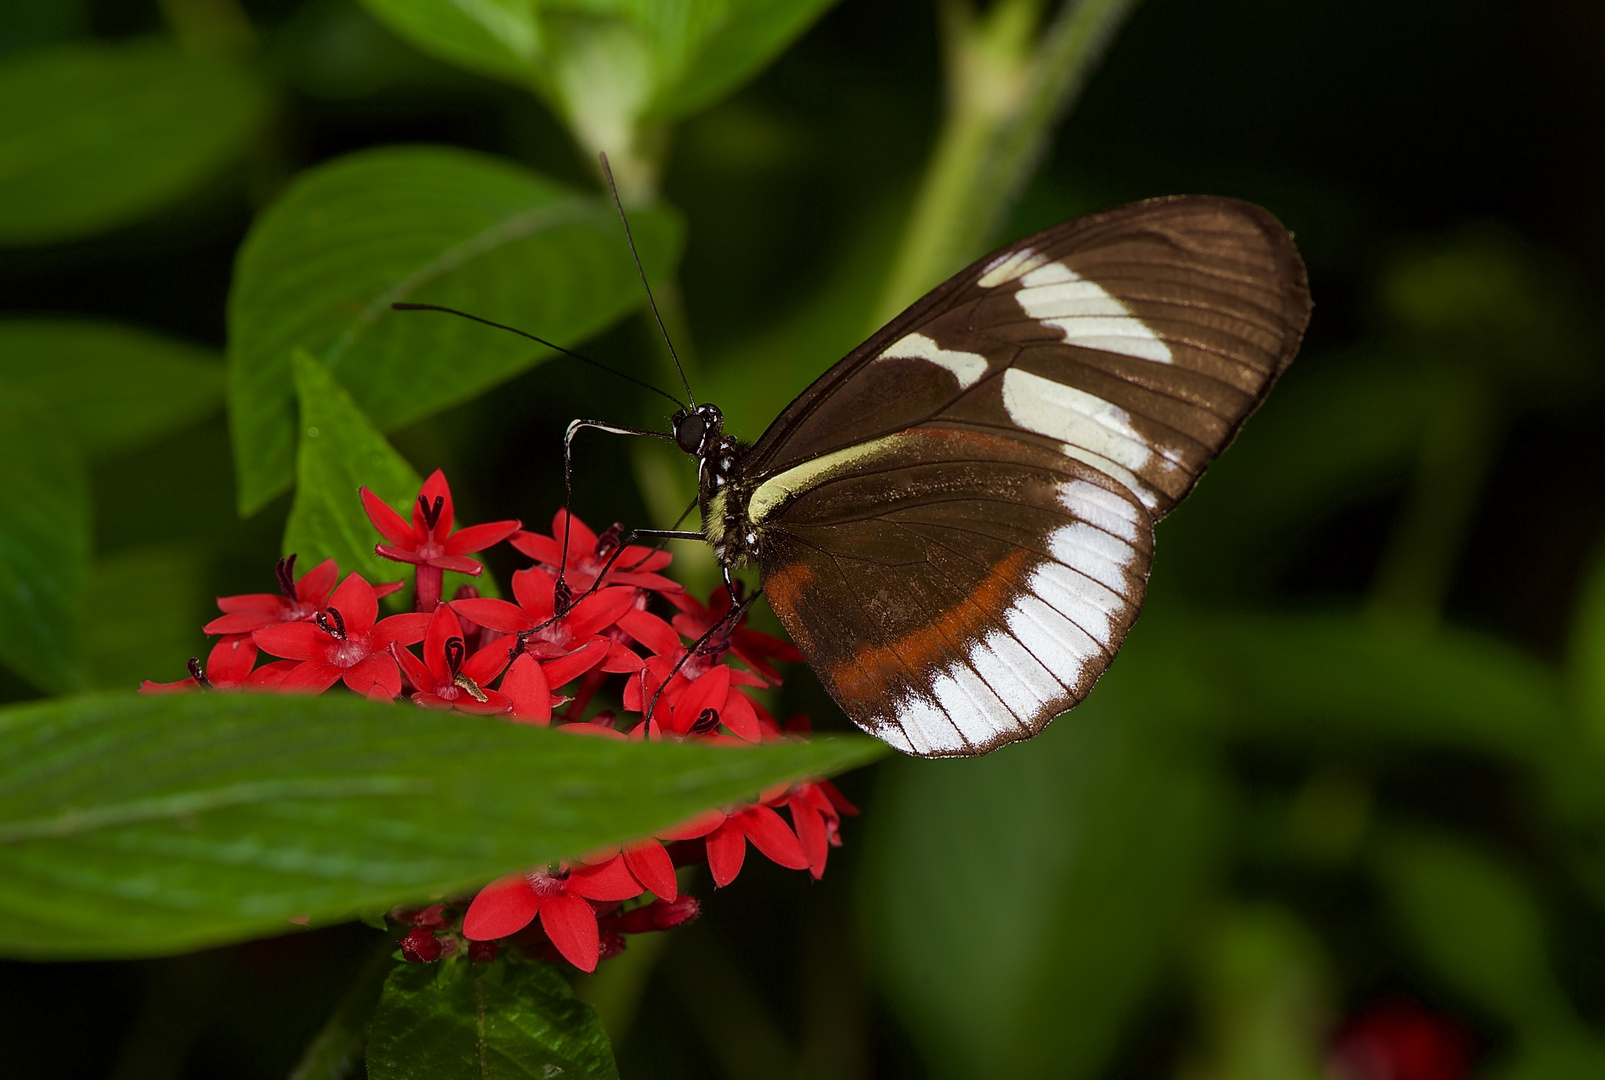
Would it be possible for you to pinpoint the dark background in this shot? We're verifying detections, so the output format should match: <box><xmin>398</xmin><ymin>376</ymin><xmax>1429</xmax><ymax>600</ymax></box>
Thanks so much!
<box><xmin>3</xmin><ymin>0</ymin><xmax>1603</xmax><ymax>1077</ymax></box>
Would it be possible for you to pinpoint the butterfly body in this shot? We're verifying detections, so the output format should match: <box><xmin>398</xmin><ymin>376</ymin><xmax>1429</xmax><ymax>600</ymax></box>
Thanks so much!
<box><xmin>679</xmin><ymin>195</ymin><xmax>1310</xmax><ymax>757</ymax></box>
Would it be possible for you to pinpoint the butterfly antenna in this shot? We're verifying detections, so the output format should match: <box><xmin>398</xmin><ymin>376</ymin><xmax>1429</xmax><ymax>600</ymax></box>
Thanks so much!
<box><xmin>390</xmin><ymin>303</ymin><xmax>686</xmax><ymax>410</ymax></box>
<box><xmin>599</xmin><ymin>153</ymin><xmax>696</xmax><ymax>407</ymax></box>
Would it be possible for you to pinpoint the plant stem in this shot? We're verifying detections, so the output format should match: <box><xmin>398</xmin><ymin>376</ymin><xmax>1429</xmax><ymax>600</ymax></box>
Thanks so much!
<box><xmin>1368</xmin><ymin>368</ymin><xmax>1500</xmax><ymax>627</ymax></box>
<box><xmin>873</xmin><ymin>0</ymin><xmax>1142</xmax><ymax>327</ymax></box>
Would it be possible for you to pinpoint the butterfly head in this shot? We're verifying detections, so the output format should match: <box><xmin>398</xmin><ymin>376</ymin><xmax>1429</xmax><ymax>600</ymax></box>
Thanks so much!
<box><xmin>671</xmin><ymin>403</ymin><xmax>723</xmax><ymax>456</ymax></box>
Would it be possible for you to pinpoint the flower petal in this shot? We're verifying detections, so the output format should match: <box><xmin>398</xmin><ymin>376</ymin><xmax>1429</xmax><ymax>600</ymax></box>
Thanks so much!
<box><xmin>276</xmin><ymin>661</ymin><xmax>346</xmax><ymax>695</ymax></box>
<box><xmin>788</xmin><ymin>796</ymin><xmax>829</xmax><ymax>879</ymax></box>
<box><xmin>565</xmin><ymin>588</ymin><xmax>637</xmax><ymax>639</ymax></box>
<box><xmin>462</xmin><ymin>638</ymin><xmax>514</xmax><ymax>686</ymax></box>
<box><xmin>566</xmin><ymin>855</ymin><xmax>644</xmax><ymax>902</ymax></box>
<box><xmin>138</xmin><ymin>677</ymin><xmax>198</xmax><ymax>695</ymax></box>
<box><xmin>617</xmin><ymin>609</ymin><xmax>682</xmax><ymax>657</ymax></box>
<box><xmin>203</xmin><ymin>611</ymin><xmax>282</xmax><ymax>635</ymax></box>
<box><xmin>735</xmin><ymin>805</ymin><xmax>809</xmax><ymax>870</ymax></box>
<box><xmin>706</xmin><ymin>822</ymin><xmax>746</xmax><ymax>887</ymax></box>
<box><xmin>390</xmin><ymin>642</ymin><xmax>432</xmax><ymax>691</ymax></box>
<box><xmin>215</xmin><ymin>592</ymin><xmax>288</xmax><ymax>616</ymax></box>
<box><xmin>421</xmin><ymin>604</ymin><xmax>462</xmax><ymax>683</ymax></box>
<box><xmin>417</xmin><ymin>468</ymin><xmax>455</xmax><ymax>540</ymax></box>
<box><xmin>511</xmin><ymin>567</ymin><xmax>556</xmax><ymax>620</ymax></box>
<box><xmin>343</xmin><ymin>653</ymin><xmax>401</xmax><ymax>700</ymax></box>
<box><xmin>361</xmin><ymin>487</ymin><xmax>416</xmax><ymax>548</ymax></box>
<box><xmin>206</xmin><ymin>634</ymin><xmax>258</xmax><ymax>686</ymax></box>
<box><xmin>326</xmin><ymin>573</ymin><xmax>379</xmax><ymax>633</ymax></box>
<box><xmin>656</xmin><ymin>808</ymin><xmax>726</xmax><ymax>841</ymax></box>
<box><xmin>454</xmin><ymin>689</ymin><xmax>511</xmax><ymax>715</ymax></box>
<box><xmin>601</xmin><ymin>641</ymin><xmax>645</xmax><ymax>674</ymax></box>
<box><xmin>550</xmin><ymin>509</ymin><xmax>598</xmax><ymax>558</ymax></box>
<box><xmin>424</xmin><ymin>553</ymin><xmax>483</xmax><ymax>575</ymax></box>
<box><xmin>501</xmin><ymin>653</ymin><xmax>551</xmax><ymax>725</ymax></box>
<box><xmin>541</xmin><ymin>639</ymin><xmax>608</xmax><ymax>688</ymax></box>
<box><xmin>623</xmin><ymin>841</ymin><xmax>677</xmax><ymax>901</ymax></box>
<box><xmin>244</xmin><ymin>660</ymin><xmax>298</xmax><ymax>690</ymax></box>
<box><xmin>450</xmin><ymin>597</ymin><xmax>533</xmax><ymax>633</ymax></box>
<box><xmin>374</xmin><ymin>543</ymin><xmax>423</xmax><ymax>565</ymax></box>
<box><xmin>253</xmin><ymin>622</ymin><xmax>331</xmax><ymax>663</ymax></box>
<box><xmin>719</xmin><ymin>690</ymin><xmax>762</xmax><ymax>742</ymax></box>
<box><xmin>672</xmin><ymin>665</ymin><xmax>730</xmax><ymax>737</ymax></box>
<box><xmin>370</xmin><ymin>612</ymin><xmax>433</xmax><ymax>650</ymax></box>
<box><xmin>296</xmin><ymin>558</ymin><xmax>341</xmax><ymax>603</ymax></box>
<box><xmin>445</xmin><ymin>519</ymin><xmax>521</xmax><ymax>556</ymax></box>
<box><xmin>463</xmin><ymin>874</ymin><xmax>541</xmax><ymax>940</ymax></box>
<box><xmin>538</xmin><ymin>893</ymin><xmax>599</xmax><ymax>972</ymax></box>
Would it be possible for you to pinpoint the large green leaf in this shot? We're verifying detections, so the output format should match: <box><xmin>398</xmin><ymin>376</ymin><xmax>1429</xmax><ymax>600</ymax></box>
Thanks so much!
<box><xmin>0</xmin><ymin>409</ymin><xmax>90</xmax><ymax>692</ymax></box>
<box><xmin>284</xmin><ymin>350</ymin><xmax>423</xmax><ymax>588</ymax></box>
<box><xmin>226</xmin><ymin>145</ymin><xmax>681</xmax><ymax>514</ymax></box>
<box><xmin>0</xmin><ymin>38</ymin><xmax>267</xmax><ymax>245</ymax></box>
<box><xmin>356</xmin><ymin>1</ymin><xmax>840</xmax><ymax>151</ymax></box>
<box><xmin>0</xmin><ymin>690</ymin><xmax>885</xmax><ymax>958</ymax></box>
<box><xmin>0</xmin><ymin>319</ymin><xmax>224</xmax><ymax>456</ymax></box>
<box><xmin>368</xmin><ymin>961</ymin><xmax>618</xmax><ymax>1079</ymax></box>
<box><xmin>863</xmin><ymin>702</ymin><xmax>1228</xmax><ymax>1080</ymax></box>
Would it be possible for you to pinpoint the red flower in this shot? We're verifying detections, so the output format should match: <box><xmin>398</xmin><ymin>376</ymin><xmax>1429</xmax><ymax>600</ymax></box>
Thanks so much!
<box><xmin>138</xmin><ymin>634</ymin><xmax>297</xmax><ymax>694</ymax></box>
<box><xmin>1328</xmin><ymin>997</ymin><xmax>1474</xmax><ymax>1080</ymax></box>
<box><xmin>363</xmin><ymin>469</ymin><xmax>520</xmax><ymax>610</ymax></box>
<box><xmin>391</xmin><ymin>604</ymin><xmax>513</xmax><ymax>714</ymax></box>
<box><xmin>668</xmin><ymin>587</ymin><xmax>801</xmax><ymax>685</ymax></box>
<box><xmin>511</xmin><ymin>511</ymin><xmax>679</xmax><ymax>594</ymax></box>
<box><xmin>200</xmin><ymin>556</ymin><xmax>405</xmax><ymax>636</ymax></box>
<box><xmin>462</xmin><ymin>855</ymin><xmax>646</xmax><ymax>972</ymax></box>
<box><xmin>453</xmin><ymin>565</ymin><xmax>639</xmax><ymax>693</ymax></box>
<box><xmin>786</xmin><ymin>781</ymin><xmax>858</xmax><ymax>880</ymax></box>
<box><xmin>657</xmin><ymin>802</ymin><xmax>809</xmax><ymax>887</ymax></box>
<box><xmin>252</xmin><ymin>573</ymin><xmax>431</xmax><ymax>699</ymax></box>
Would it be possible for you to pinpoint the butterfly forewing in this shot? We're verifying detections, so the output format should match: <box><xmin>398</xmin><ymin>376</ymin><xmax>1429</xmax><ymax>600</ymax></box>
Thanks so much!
<box><xmin>736</xmin><ymin>196</ymin><xmax>1310</xmax><ymax>756</ymax></box>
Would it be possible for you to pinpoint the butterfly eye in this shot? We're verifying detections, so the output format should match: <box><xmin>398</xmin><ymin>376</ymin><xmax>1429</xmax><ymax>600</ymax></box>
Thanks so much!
<box><xmin>674</xmin><ymin>413</ymin><xmax>706</xmax><ymax>454</ymax></box>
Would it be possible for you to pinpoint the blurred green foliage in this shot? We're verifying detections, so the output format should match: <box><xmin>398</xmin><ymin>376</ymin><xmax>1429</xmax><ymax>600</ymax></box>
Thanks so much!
<box><xmin>1</xmin><ymin>0</ymin><xmax>1604</xmax><ymax>1077</ymax></box>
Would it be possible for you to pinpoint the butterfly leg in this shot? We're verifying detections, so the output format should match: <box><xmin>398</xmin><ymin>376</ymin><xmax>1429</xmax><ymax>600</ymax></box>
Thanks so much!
<box><xmin>558</xmin><ymin>418</ymin><xmax>674</xmax><ymax>613</ymax></box>
<box><xmin>642</xmin><ymin>586</ymin><xmax>767</xmax><ymax>730</ymax></box>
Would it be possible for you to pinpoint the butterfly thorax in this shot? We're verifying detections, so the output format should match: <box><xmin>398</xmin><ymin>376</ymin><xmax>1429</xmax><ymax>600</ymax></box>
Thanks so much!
<box><xmin>672</xmin><ymin>402</ymin><xmax>758</xmax><ymax>568</ymax></box>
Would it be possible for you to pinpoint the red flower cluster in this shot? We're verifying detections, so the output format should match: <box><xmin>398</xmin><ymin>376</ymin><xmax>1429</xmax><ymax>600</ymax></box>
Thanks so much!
<box><xmin>142</xmin><ymin>469</ymin><xmax>855</xmax><ymax>972</ymax></box>
<box><xmin>1327</xmin><ymin>997</ymin><xmax>1474</xmax><ymax>1080</ymax></box>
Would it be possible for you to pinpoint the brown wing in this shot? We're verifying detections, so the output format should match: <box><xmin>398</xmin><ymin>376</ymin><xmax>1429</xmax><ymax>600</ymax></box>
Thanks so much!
<box><xmin>742</xmin><ymin>195</ymin><xmax>1310</xmax><ymax>519</ymax></box>
<box><xmin>744</xmin><ymin>196</ymin><xmax>1310</xmax><ymax>755</ymax></box>
<box><xmin>758</xmin><ymin>429</ymin><xmax>1153</xmax><ymax>755</ymax></box>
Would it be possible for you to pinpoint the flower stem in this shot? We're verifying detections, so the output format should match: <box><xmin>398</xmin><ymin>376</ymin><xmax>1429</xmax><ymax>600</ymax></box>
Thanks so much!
<box><xmin>872</xmin><ymin>0</ymin><xmax>1142</xmax><ymax>327</ymax></box>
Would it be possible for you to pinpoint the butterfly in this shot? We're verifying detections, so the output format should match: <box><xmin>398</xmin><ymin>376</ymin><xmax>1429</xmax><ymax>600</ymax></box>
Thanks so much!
<box><xmin>667</xmin><ymin>196</ymin><xmax>1310</xmax><ymax>757</ymax></box>
<box><xmin>401</xmin><ymin>194</ymin><xmax>1310</xmax><ymax>757</ymax></box>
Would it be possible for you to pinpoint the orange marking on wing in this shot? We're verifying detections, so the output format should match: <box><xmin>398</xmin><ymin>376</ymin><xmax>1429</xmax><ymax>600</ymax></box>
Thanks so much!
<box><xmin>827</xmin><ymin>548</ymin><xmax>1032</xmax><ymax>707</ymax></box>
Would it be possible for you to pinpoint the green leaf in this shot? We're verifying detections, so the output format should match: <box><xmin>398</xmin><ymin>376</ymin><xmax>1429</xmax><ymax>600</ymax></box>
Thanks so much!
<box><xmin>226</xmin><ymin>145</ymin><xmax>682</xmax><ymax>514</ymax></box>
<box><xmin>1371</xmin><ymin>826</ymin><xmax>1581</xmax><ymax>1035</ymax></box>
<box><xmin>0</xmin><ymin>319</ymin><xmax>224</xmax><ymax>456</ymax></box>
<box><xmin>863</xmin><ymin>703</ymin><xmax>1228</xmax><ymax>1080</ymax></box>
<box><xmin>355</xmin><ymin>1</ymin><xmax>840</xmax><ymax>172</ymax></box>
<box><xmin>1125</xmin><ymin>611</ymin><xmax>1573</xmax><ymax>760</ymax></box>
<box><xmin>353</xmin><ymin>0</ymin><xmax>543</xmax><ymax>85</ymax></box>
<box><xmin>284</xmin><ymin>350</ymin><xmax>422</xmax><ymax>588</ymax></box>
<box><xmin>0</xmin><ymin>409</ymin><xmax>90</xmax><ymax>692</ymax></box>
<box><xmin>368</xmin><ymin>961</ymin><xmax>618</xmax><ymax>1079</ymax></box>
<box><xmin>0</xmin><ymin>690</ymin><xmax>885</xmax><ymax>958</ymax></box>
<box><xmin>0</xmin><ymin>38</ymin><xmax>268</xmax><ymax>245</ymax></box>
<box><xmin>82</xmin><ymin>546</ymin><xmax>209</xmax><ymax>691</ymax></box>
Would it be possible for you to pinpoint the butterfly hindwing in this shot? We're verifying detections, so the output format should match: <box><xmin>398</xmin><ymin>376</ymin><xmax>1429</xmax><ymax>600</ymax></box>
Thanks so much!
<box><xmin>734</xmin><ymin>195</ymin><xmax>1311</xmax><ymax>756</ymax></box>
